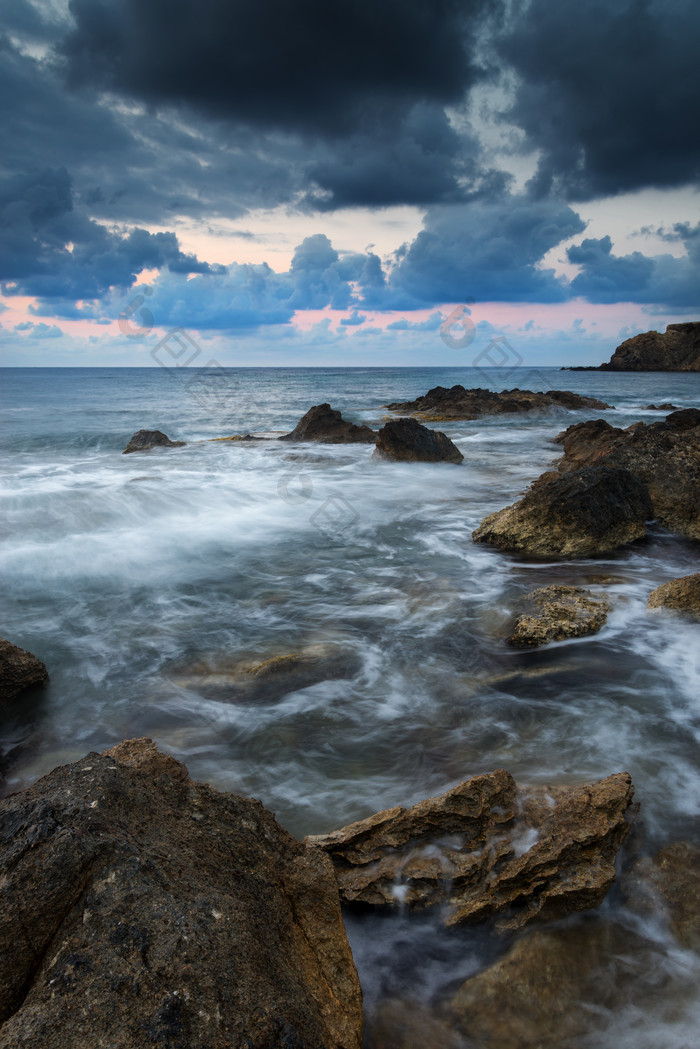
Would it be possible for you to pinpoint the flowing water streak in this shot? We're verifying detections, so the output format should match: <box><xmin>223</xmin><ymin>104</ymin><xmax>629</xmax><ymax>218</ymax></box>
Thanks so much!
<box><xmin>1</xmin><ymin>365</ymin><xmax>700</xmax><ymax>1043</ymax></box>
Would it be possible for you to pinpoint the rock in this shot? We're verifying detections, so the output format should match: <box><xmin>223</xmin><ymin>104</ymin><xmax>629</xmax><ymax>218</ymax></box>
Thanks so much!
<box><xmin>449</xmin><ymin>922</ymin><xmax>646</xmax><ymax>1049</ymax></box>
<box><xmin>647</xmin><ymin>573</ymin><xmax>700</xmax><ymax>618</ymax></box>
<box><xmin>472</xmin><ymin>465</ymin><xmax>653</xmax><ymax>558</ymax></box>
<box><xmin>279</xmin><ymin>404</ymin><xmax>376</xmax><ymax>443</ymax></box>
<box><xmin>122</xmin><ymin>429</ymin><xmax>186</xmax><ymax>453</ymax></box>
<box><xmin>600</xmin><ymin>322</ymin><xmax>700</xmax><ymax>371</ymax></box>
<box><xmin>308</xmin><ymin>769</ymin><xmax>634</xmax><ymax>933</ymax></box>
<box><xmin>372</xmin><ymin>417</ymin><xmax>463</xmax><ymax>463</ymax></box>
<box><xmin>169</xmin><ymin>643</ymin><xmax>361</xmax><ymax>704</ymax></box>
<box><xmin>0</xmin><ymin>738</ymin><xmax>363</xmax><ymax>1049</ymax></box>
<box><xmin>645</xmin><ymin>403</ymin><xmax>679</xmax><ymax>410</ymax></box>
<box><xmin>0</xmin><ymin>638</ymin><xmax>48</xmax><ymax>707</ymax></box>
<box><xmin>383</xmin><ymin>386</ymin><xmax>612</xmax><ymax>421</ymax></box>
<box><xmin>508</xmin><ymin>585</ymin><xmax>611</xmax><ymax>647</ymax></box>
<box><xmin>625</xmin><ymin>843</ymin><xmax>700</xmax><ymax>947</ymax></box>
<box><xmin>369</xmin><ymin>999</ymin><xmax>468</xmax><ymax>1049</ymax></box>
<box><xmin>552</xmin><ymin>409</ymin><xmax>700</xmax><ymax>539</ymax></box>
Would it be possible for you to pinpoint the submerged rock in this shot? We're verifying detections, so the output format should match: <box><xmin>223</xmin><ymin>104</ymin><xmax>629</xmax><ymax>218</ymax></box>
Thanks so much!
<box><xmin>600</xmin><ymin>322</ymin><xmax>700</xmax><ymax>371</ymax></box>
<box><xmin>472</xmin><ymin>465</ymin><xmax>652</xmax><ymax>558</ymax></box>
<box><xmin>383</xmin><ymin>385</ymin><xmax>612</xmax><ymax>421</ymax></box>
<box><xmin>449</xmin><ymin>921</ymin><xmax>648</xmax><ymax>1049</ymax></box>
<box><xmin>122</xmin><ymin>429</ymin><xmax>186</xmax><ymax>453</ymax></box>
<box><xmin>0</xmin><ymin>738</ymin><xmax>363</xmax><ymax>1049</ymax></box>
<box><xmin>552</xmin><ymin>409</ymin><xmax>700</xmax><ymax>539</ymax></box>
<box><xmin>0</xmin><ymin>637</ymin><xmax>48</xmax><ymax>707</ymax></box>
<box><xmin>625</xmin><ymin>843</ymin><xmax>700</xmax><ymax>948</ymax></box>
<box><xmin>279</xmin><ymin>403</ymin><xmax>376</xmax><ymax>443</ymax></box>
<box><xmin>508</xmin><ymin>585</ymin><xmax>611</xmax><ymax>647</ymax></box>
<box><xmin>169</xmin><ymin>643</ymin><xmax>361</xmax><ymax>704</ymax></box>
<box><xmin>308</xmin><ymin>769</ymin><xmax>634</xmax><ymax>932</ymax></box>
<box><xmin>372</xmin><ymin>417</ymin><xmax>463</xmax><ymax>463</ymax></box>
<box><xmin>647</xmin><ymin>573</ymin><xmax>700</xmax><ymax>618</ymax></box>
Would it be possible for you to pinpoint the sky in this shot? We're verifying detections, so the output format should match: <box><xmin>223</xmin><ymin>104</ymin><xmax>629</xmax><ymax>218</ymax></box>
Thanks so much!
<box><xmin>0</xmin><ymin>0</ymin><xmax>698</xmax><ymax>367</ymax></box>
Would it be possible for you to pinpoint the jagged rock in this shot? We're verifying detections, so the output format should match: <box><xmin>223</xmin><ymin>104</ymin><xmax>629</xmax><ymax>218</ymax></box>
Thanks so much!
<box><xmin>625</xmin><ymin>843</ymin><xmax>700</xmax><ymax>947</ymax></box>
<box><xmin>383</xmin><ymin>386</ymin><xmax>612</xmax><ymax>421</ymax></box>
<box><xmin>0</xmin><ymin>638</ymin><xmax>48</xmax><ymax>707</ymax></box>
<box><xmin>279</xmin><ymin>404</ymin><xmax>376</xmax><ymax>443</ymax></box>
<box><xmin>0</xmin><ymin>738</ymin><xmax>363</xmax><ymax>1049</ymax></box>
<box><xmin>508</xmin><ymin>585</ymin><xmax>611</xmax><ymax>647</ymax></box>
<box><xmin>169</xmin><ymin>643</ymin><xmax>361</xmax><ymax>704</ymax></box>
<box><xmin>647</xmin><ymin>573</ymin><xmax>700</xmax><ymax>618</ymax></box>
<box><xmin>122</xmin><ymin>429</ymin><xmax>186</xmax><ymax>453</ymax></box>
<box><xmin>600</xmin><ymin>322</ymin><xmax>700</xmax><ymax>371</ymax></box>
<box><xmin>472</xmin><ymin>466</ymin><xmax>652</xmax><ymax>558</ymax></box>
<box><xmin>308</xmin><ymin>769</ymin><xmax>635</xmax><ymax>933</ymax></box>
<box><xmin>552</xmin><ymin>409</ymin><xmax>700</xmax><ymax>539</ymax></box>
<box><xmin>372</xmin><ymin>417</ymin><xmax>463</xmax><ymax>463</ymax></box>
<box><xmin>449</xmin><ymin>922</ymin><xmax>648</xmax><ymax>1049</ymax></box>
<box><xmin>646</xmin><ymin>403</ymin><xmax>679</xmax><ymax>410</ymax></box>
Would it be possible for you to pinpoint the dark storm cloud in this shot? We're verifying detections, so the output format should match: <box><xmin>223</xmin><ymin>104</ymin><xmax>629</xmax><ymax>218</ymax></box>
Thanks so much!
<box><xmin>568</xmin><ymin>225</ymin><xmax>700</xmax><ymax>310</ymax></box>
<box><xmin>58</xmin><ymin>0</ymin><xmax>496</xmax><ymax>135</ymax></box>
<box><xmin>0</xmin><ymin>167</ymin><xmax>218</xmax><ymax>302</ymax></box>
<box><xmin>497</xmin><ymin>0</ymin><xmax>700</xmax><ymax>199</ymax></box>
<box><xmin>384</xmin><ymin>198</ymin><xmax>587</xmax><ymax>306</ymax></box>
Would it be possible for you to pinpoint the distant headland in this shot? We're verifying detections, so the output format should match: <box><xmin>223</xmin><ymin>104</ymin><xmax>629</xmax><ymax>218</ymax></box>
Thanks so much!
<box><xmin>564</xmin><ymin>321</ymin><xmax>700</xmax><ymax>371</ymax></box>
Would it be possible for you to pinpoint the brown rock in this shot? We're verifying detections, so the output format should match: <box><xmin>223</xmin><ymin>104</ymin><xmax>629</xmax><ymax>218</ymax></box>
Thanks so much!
<box><xmin>122</xmin><ymin>429</ymin><xmax>186</xmax><ymax>453</ymax></box>
<box><xmin>383</xmin><ymin>386</ymin><xmax>612</xmax><ymax>421</ymax></box>
<box><xmin>626</xmin><ymin>843</ymin><xmax>700</xmax><ymax>947</ymax></box>
<box><xmin>308</xmin><ymin>769</ymin><xmax>635</xmax><ymax>933</ymax></box>
<box><xmin>647</xmin><ymin>573</ymin><xmax>700</xmax><ymax>618</ymax></box>
<box><xmin>369</xmin><ymin>999</ymin><xmax>468</xmax><ymax>1049</ymax></box>
<box><xmin>600</xmin><ymin>322</ymin><xmax>700</xmax><ymax>371</ymax></box>
<box><xmin>0</xmin><ymin>738</ymin><xmax>363</xmax><ymax>1049</ymax></box>
<box><xmin>552</xmin><ymin>410</ymin><xmax>700</xmax><ymax>539</ymax></box>
<box><xmin>508</xmin><ymin>585</ymin><xmax>611</xmax><ymax>647</ymax></box>
<box><xmin>280</xmin><ymin>403</ymin><xmax>376</xmax><ymax>443</ymax></box>
<box><xmin>449</xmin><ymin>922</ymin><xmax>647</xmax><ymax>1049</ymax></box>
<box><xmin>472</xmin><ymin>465</ymin><xmax>652</xmax><ymax>558</ymax></box>
<box><xmin>0</xmin><ymin>637</ymin><xmax>49</xmax><ymax>707</ymax></box>
<box><xmin>372</xmin><ymin>417</ymin><xmax>463</xmax><ymax>463</ymax></box>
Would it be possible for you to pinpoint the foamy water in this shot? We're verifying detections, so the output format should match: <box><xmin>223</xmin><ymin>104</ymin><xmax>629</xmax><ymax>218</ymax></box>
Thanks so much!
<box><xmin>1</xmin><ymin>365</ymin><xmax>699</xmax><ymax>1044</ymax></box>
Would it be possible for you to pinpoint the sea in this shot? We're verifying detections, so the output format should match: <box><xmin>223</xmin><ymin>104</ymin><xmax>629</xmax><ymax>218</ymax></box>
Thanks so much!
<box><xmin>1</xmin><ymin>364</ymin><xmax>699</xmax><ymax>1046</ymax></box>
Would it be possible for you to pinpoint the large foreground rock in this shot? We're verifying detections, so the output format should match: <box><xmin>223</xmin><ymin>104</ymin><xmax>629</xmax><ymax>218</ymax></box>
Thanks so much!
<box><xmin>0</xmin><ymin>738</ymin><xmax>363</xmax><ymax>1049</ymax></box>
<box><xmin>123</xmin><ymin>429</ymin><xmax>186</xmax><ymax>453</ymax></box>
<box><xmin>600</xmin><ymin>322</ymin><xmax>700</xmax><ymax>371</ymax></box>
<box><xmin>472</xmin><ymin>465</ymin><xmax>652</xmax><ymax>558</ymax></box>
<box><xmin>280</xmin><ymin>404</ymin><xmax>376</xmax><ymax>443</ymax></box>
<box><xmin>372</xmin><ymin>417</ymin><xmax>463</xmax><ymax>463</ymax></box>
<box><xmin>552</xmin><ymin>409</ymin><xmax>700</xmax><ymax>539</ymax></box>
<box><xmin>383</xmin><ymin>385</ymin><xmax>612</xmax><ymax>421</ymax></box>
<box><xmin>0</xmin><ymin>638</ymin><xmax>48</xmax><ymax>707</ymax></box>
<box><xmin>308</xmin><ymin>769</ymin><xmax>634</xmax><ymax>933</ymax></box>
<box><xmin>647</xmin><ymin>573</ymin><xmax>700</xmax><ymax>618</ymax></box>
<box><xmin>508</xmin><ymin>585</ymin><xmax>611</xmax><ymax>646</ymax></box>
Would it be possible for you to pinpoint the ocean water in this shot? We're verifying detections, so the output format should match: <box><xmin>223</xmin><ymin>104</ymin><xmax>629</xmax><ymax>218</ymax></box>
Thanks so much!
<box><xmin>1</xmin><ymin>364</ymin><xmax>699</xmax><ymax>1045</ymax></box>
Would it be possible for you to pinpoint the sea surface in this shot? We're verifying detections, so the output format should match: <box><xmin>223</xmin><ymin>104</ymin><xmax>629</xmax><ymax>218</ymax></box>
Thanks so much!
<box><xmin>2</xmin><ymin>364</ymin><xmax>700</xmax><ymax>1045</ymax></box>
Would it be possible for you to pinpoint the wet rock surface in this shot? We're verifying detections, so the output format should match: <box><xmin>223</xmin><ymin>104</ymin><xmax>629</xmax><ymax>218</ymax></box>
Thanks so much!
<box><xmin>626</xmin><ymin>843</ymin><xmax>700</xmax><ymax>947</ymax></box>
<box><xmin>552</xmin><ymin>409</ymin><xmax>700</xmax><ymax>539</ymax></box>
<box><xmin>508</xmin><ymin>585</ymin><xmax>611</xmax><ymax>647</ymax></box>
<box><xmin>169</xmin><ymin>643</ymin><xmax>361</xmax><ymax>704</ymax></box>
<box><xmin>647</xmin><ymin>573</ymin><xmax>700</xmax><ymax>618</ymax></box>
<box><xmin>372</xmin><ymin>417</ymin><xmax>463</xmax><ymax>463</ymax></box>
<box><xmin>599</xmin><ymin>322</ymin><xmax>700</xmax><ymax>371</ymax></box>
<box><xmin>472</xmin><ymin>465</ymin><xmax>653</xmax><ymax>558</ymax></box>
<box><xmin>0</xmin><ymin>638</ymin><xmax>49</xmax><ymax>707</ymax></box>
<box><xmin>0</xmin><ymin>738</ymin><xmax>363</xmax><ymax>1049</ymax></box>
<box><xmin>123</xmin><ymin>429</ymin><xmax>186</xmax><ymax>453</ymax></box>
<box><xmin>280</xmin><ymin>403</ymin><xmax>376</xmax><ymax>443</ymax></box>
<box><xmin>308</xmin><ymin>769</ymin><xmax>635</xmax><ymax>933</ymax></box>
<box><xmin>383</xmin><ymin>385</ymin><xmax>612</xmax><ymax>421</ymax></box>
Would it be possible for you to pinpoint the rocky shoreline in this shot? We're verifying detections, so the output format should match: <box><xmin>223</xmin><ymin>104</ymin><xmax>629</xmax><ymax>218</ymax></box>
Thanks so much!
<box><xmin>565</xmin><ymin>321</ymin><xmax>700</xmax><ymax>372</ymax></box>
